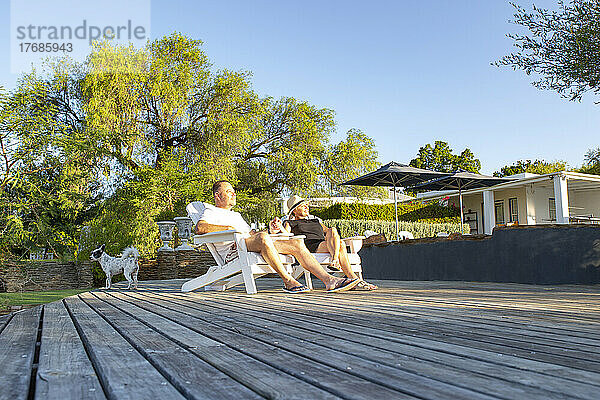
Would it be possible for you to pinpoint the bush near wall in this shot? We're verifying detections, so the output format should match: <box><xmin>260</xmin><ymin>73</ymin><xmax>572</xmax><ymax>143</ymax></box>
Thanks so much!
<box><xmin>313</xmin><ymin>203</ymin><xmax>460</xmax><ymax>223</ymax></box>
<box><xmin>324</xmin><ymin>219</ymin><xmax>469</xmax><ymax>239</ymax></box>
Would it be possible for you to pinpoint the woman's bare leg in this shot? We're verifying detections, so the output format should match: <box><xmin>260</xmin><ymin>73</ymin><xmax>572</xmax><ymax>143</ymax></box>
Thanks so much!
<box><xmin>316</xmin><ymin>240</ymin><xmax>359</xmax><ymax>280</ymax></box>
<box><xmin>325</xmin><ymin>227</ymin><xmax>341</xmax><ymax>265</ymax></box>
<box><xmin>274</xmin><ymin>238</ymin><xmax>347</xmax><ymax>290</ymax></box>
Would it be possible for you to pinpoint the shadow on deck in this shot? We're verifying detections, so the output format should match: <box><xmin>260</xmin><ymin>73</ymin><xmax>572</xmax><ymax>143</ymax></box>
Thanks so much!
<box><xmin>1</xmin><ymin>279</ymin><xmax>600</xmax><ymax>399</ymax></box>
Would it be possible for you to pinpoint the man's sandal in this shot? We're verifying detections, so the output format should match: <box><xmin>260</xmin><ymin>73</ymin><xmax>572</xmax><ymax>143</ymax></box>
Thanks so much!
<box><xmin>282</xmin><ymin>285</ymin><xmax>310</xmax><ymax>293</ymax></box>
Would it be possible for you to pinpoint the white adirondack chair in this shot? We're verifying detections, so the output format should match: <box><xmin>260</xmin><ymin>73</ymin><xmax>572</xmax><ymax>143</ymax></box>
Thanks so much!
<box><xmin>182</xmin><ymin>202</ymin><xmax>307</xmax><ymax>294</ymax></box>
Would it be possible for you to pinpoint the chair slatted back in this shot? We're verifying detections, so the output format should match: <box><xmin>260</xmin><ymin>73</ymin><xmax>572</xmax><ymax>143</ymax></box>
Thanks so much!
<box><xmin>186</xmin><ymin>201</ymin><xmax>226</xmax><ymax>267</ymax></box>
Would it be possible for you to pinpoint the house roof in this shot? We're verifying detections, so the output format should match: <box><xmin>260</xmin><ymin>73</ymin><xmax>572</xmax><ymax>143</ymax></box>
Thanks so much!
<box><xmin>413</xmin><ymin>171</ymin><xmax>600</xmax><ymax>202</ymax></box>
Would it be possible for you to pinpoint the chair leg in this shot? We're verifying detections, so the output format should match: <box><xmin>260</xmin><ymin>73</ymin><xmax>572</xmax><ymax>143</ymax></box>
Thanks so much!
<box><xmin>241</xmin><ymin>266</ymin><xmax>258</xmax><ymax>294</ymax></box>
<box><xmin>304</xmin><ymin>271</ymin><xmax>313</xmax><ymax>290</ymax></box>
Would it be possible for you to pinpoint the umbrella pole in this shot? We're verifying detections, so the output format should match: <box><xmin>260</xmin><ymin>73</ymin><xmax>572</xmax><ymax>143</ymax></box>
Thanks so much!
<box><xmin>459</xmin><ymin>185</ymin><xmax>464</xmax><ymax>233</ymax></box>
<box><xmin>393</xmin><ymin>184</ymin><xmax>399</xmax><ymax>241</ymax></box>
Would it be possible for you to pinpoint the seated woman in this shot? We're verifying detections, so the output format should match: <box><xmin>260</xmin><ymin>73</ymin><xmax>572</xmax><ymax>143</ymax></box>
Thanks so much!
<box><xmin>268</xmin><ymin>195</ymin><xmax>377</xmax><ymax>291</ymax></box>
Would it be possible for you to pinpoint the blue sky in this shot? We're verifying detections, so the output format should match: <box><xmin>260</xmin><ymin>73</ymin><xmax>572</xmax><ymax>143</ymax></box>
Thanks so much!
<box><xmin>2</xmin><ymin>0</ymin><xmax>598</xmax><ymax>174</ymax></box>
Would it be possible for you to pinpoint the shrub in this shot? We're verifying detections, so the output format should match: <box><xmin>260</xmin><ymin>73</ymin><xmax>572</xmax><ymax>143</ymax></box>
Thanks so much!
<box><xmin>313</xmin><ymin>202</ymin><xmax>459</xmax><ymax>223</ymax></box>
<box><xmin>323</xmin><ymin>219</ymin><xmax>469</xmax><ymax>239</ymax></box>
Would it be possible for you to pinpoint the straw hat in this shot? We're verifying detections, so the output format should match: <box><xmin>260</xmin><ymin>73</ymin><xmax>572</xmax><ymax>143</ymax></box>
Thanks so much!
<box><xmin>286</xmin><ymin>195</ymin><xmax>308</xmax><ymax>219</ymax></box>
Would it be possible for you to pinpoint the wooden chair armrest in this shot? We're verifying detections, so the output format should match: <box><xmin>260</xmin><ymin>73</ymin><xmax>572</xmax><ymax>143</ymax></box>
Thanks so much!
<box><xmin>192</xmin><ymin>230</ymin><xmax>244</xmax><ymax>246</ymax></box>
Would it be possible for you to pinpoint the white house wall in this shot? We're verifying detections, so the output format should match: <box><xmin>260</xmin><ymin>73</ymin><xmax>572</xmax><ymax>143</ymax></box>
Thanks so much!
<box><xmin>569</xmin><ymin>189</ymin><xmax>600</xmax><ymax>218</ymax></box>
<box><xmin>530</xmin><ymin>185</ymin><xmax>555</xmax><ymax>224</ymax></box>
<box><xmin>461</xmin><ymin>193</ymin><xmax>484</xmax><ymax>234</ymax></box>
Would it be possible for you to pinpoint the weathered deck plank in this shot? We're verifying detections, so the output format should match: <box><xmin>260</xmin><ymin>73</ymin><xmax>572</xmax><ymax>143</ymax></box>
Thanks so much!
<box><xmin>152</xmin><ymin>290</ymin><xmax>600</xmax><ymax>399</ymax></box>
<box><xmin>0</xmin><ymin>307</ymin><xmax>40</xmax><ymax>400</ymax></box>
<box><xmin>35</xmin><ymin>301</ymin><xmax>105</xmax><ymax>400</ymax></box>
<box><xmin>121</xmin><ymin>290</ymin><xmax>494</xmax><ymax>400</ymax></box>
<box><xmin>107</xmin><ymin>291</ymin><xmax>412</xmax><ymax>399</ymax></box>
<box><xmin>137</xmin><ymin>291</ymin><xmax>575</xmax><ymax>400</ymax></box>
<box><xmin>2</xmin><ymin>280</ymin><xmax>600</xmax><ymax>399</ymax></box>
<box><xmin>63</xmin><ymin>297</ymin><xmax>186</xmax><ymax>399</ymax></box>
<box><xmin>79</xmin><ymin>292</ymin><xmax>283</xmax><ymax>400</ymax></box>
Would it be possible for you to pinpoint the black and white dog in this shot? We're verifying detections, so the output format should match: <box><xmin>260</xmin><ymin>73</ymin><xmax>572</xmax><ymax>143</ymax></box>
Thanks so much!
<box><xmin>90</xmin><ymin>244</ymin><xmax>140</xmax><ymax>289</ymax></box>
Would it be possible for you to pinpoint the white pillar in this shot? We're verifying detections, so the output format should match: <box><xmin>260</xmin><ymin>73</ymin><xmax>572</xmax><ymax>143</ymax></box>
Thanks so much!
<box><xmin>553</xmin><ymin>174</ymin><xmax>569</xmax><ymax>224</ymax></box>
<box><xmin>483</xmin><ymin>190</ymin><xmax>495</xmax><ymax>235</ymax></box>
<box><xmin>526</xmin><ymin>185</ymin><xmax>536</xmax><ymax>225</ymax></box>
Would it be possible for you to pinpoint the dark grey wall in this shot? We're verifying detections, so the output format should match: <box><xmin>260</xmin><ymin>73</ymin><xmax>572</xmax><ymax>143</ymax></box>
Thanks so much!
<box><xmin>360</xmin><ymin>225</ymin><xmax>600</xmax><ymax>284</ymax></box>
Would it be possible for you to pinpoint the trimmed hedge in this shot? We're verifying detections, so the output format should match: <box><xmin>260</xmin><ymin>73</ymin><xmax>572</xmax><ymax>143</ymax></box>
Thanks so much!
<box><xmin>313</xmin><ymin>202</ymin><xmax>460</xmax><ymax>223</ymax></box>
<box><xmin>324</xmin><ymin>219</ymin><xmax>469</xmax><ymax>239</ymax></box>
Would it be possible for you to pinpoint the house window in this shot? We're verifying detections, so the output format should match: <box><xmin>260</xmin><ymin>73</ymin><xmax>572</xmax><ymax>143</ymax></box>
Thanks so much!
<box><xmin>509</xmin><ymin>198</ymin><xmax>518</xmax><ymax>223</ymax></box>
<box><xmin>494</xmin><ymin>200</ymin><xmax>505</xmax><ymax>224</ymax></box>
<box><xmin>549</xmin><ymin>198</ymin><xmax>556</xmax><ymax>221</ymax></box>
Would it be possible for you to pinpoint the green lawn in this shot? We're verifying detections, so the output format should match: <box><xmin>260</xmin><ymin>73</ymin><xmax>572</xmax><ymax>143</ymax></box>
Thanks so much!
<box><xmin>0</xmin><ymin>288</ymin><xmax>91</xmax><ymax>310</ymax></box>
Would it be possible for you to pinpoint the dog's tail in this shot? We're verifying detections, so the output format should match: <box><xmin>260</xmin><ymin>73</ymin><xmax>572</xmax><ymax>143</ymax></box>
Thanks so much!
<box><xmin>121</xmin><ymin>247</ymin><xmax>140</xmax><ymax>260</ymax></box>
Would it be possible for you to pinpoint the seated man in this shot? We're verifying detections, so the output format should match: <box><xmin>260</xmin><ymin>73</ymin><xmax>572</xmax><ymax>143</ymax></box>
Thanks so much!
<box><xmin>194</xmin><ymin>180</ymin><xmax>360</xmax><ymax>293</ymax></box>
<box><xmin>269</xmin><ymin>195</ymin><xmax>377</xmax><ymax>291</ymax></box>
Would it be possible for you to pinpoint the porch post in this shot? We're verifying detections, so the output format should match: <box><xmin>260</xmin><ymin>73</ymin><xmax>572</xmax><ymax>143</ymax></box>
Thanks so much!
<box><xmin>553</xmin><ymin>173</ymin><xmax>569</xmax><ymax>224</ymax></box>
<box><xmin>483</xmin><ymin>190</ymin><xmax>495</xmax><ymax>235</ymax></box>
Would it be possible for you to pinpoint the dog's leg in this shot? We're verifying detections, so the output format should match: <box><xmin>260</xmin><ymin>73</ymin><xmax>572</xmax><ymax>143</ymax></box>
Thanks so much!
<box><xmin>124</xmin><ymin>268</ymin><xmax>132</xmax><ymax>290</ymax></box>
<box><xmin>106</xmin><ymin>273</ymin><xmax>112</xmax><ymax>289</ymax></box>
<box><xmin>133</xmin><ymin>268</ymin><xmax>139</xmax><ymax>290</ymax></box>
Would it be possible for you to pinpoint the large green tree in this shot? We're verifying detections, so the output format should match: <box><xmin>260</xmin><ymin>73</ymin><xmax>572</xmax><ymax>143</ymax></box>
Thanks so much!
<box><xmin>409</xmin><ymin>141</ymin><xmax>481</xmax><ymax>173</ymax></box>
<box><xmin>3</xmin><ymin>33</ymin><xmax>380</xmax><ymax>259</ymax></box>
<box><xmin>321</xmin><ymin>128</ymin><xmax>384</xmax><ymax>198</ymax></box>
<box><xmin>0</xmin><ymin>68</ymin><xmax>98</xmax><ymax>259</ymax></box>
<box><xmin>497</xmin><ymin>0</ymin><xmax>600</xmax><ymax>101</ymax></box>
<box><xmin>493</xmin><ymin>159</ymin><xmax>567</xmax><ymax>177</ymax></box>
<box><xmin>579</xmin><ymin>147</ymin><xmax>600</xmax><ymax>174</ymax></box>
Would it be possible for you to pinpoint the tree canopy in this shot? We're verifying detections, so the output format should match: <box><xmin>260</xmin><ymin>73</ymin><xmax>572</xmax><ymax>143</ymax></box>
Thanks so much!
<box><xmin>496</xmin><ymin>0</ymin><xmax>600</xmax><ymax>101</ymax></box>
<box><xmin>493</xmin><ymin>159</ymin><xmax>567</xmax><ymax>177</ymax></box>
<box><xmin>579</xmin><ymin>147</ymin><xmax>600</xmax><ymax>175</ymax></box>
<box><xmin>0</xmin><ymin>33</ymin><xmax>381</xmax><ymax>259</ymax></box>
<box><xmin>409</xmin><ymin>141</ymin><xmax>481</xmax><ymax>173</ymax></box>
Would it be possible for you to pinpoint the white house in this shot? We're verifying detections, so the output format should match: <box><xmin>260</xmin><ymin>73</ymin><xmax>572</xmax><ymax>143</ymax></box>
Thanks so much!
<box><xmin>415</xmin><ymin>172</ymin><xmax>600</xmax><ymax>234</ymax></box>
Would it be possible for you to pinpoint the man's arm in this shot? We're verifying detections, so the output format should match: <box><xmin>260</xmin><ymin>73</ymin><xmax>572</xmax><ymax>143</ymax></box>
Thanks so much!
<box><xmin>194</xmin><ymin>220</ymin><xmax>235</xmax><ymax>235</ymax></box>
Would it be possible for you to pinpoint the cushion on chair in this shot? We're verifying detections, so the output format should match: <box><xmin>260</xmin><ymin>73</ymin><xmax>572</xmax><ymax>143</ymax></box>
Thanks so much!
<box><xmin>312</xmin><ymin>253</ymin><xmax>360</xmax><ymax>265</ymax></box>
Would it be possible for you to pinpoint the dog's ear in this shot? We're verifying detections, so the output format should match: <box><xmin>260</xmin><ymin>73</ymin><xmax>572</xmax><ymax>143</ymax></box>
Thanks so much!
<box><xmin>101</xmin><ymin>244</ymin><xmax>106</xmax><ymax>251</ymax></box>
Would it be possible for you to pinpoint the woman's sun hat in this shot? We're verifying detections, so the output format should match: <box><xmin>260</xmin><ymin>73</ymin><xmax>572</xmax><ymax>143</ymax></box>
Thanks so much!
<box><xmin>286</xmin><ymin>195</ymin><xmax>308</xmax><ymax>219</ymax></box>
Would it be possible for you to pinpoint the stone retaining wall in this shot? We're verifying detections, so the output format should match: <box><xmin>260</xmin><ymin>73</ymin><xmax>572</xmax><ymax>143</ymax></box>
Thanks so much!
<box><xmin>0</xmin><ymin>249</ymin><xmax>215</xmax><ymax>292</ymax></box>
<box><xmin>137</xmin><ymin>249</ymin><xmax>214</xmax><ymax>281</ymax></box>
<box><xmin>0</xmin><ymin>260</ymin><xmax>94</xmax><ymax>292</ymax></box>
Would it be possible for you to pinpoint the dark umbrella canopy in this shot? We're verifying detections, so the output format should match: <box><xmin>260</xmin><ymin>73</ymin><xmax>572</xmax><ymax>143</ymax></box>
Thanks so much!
<box><xmin>408</xmin><ymin>171</ymin><xmax>510</xmax><ymax>192</ymax></box>
<box><xmin>342</xmin><ymin>162</ymin><xmax>450</xmax><ymax>241</ymax></box>
<box><xmin>342</xmin><ymin>161</ymin><xmax>449</xmax><ymax>188</ymax></box>
<box><xmin>409</xmin><ymin>171</ymin><xmax>511</xmax><ymax>232</ymax></box>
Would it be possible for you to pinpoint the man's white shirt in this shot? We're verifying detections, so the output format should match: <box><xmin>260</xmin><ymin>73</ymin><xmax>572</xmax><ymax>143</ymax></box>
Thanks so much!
<box><xmin>199</xmin><ymin>203</ymin><xmax>251</xmax><ymax>260</ymax></box>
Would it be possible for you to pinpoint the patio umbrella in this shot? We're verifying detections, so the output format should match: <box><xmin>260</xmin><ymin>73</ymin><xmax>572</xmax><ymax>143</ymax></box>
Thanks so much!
<box><xmin>408</xmin><ymin>170</ymin><xmax>511</xmax><ymax>232</ymax></box>
<box><xmin>342</xmin><ymin>162</ymin><xmax>450</xmax><ymax>240</ymax></box>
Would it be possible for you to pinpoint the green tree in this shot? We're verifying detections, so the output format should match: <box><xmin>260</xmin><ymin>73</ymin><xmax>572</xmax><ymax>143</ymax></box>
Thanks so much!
<box><xmin>3</xmin><ymin>33</ymin><xmax>381</xmax><ymax>259</ymax></box>
<box><xmin>579</xmin><ymin>147</ymin><xmax>600</xmax><ymax>175</ymax></box>
<box><xmin>321</xmin><ymin>128</ymin><xmax>384</xmax><ymax>198</ymax></box>
<box><xmin>496</xmin><ymin>0</ymin><xmax>600</xmax><ymax>101</ymax></box>
<box><xmin>493</xmin><ymin>159</ymin><xmax>567</xmax><ymax>177</ymax></box>
<box><xmin>409</xmin><ymin>141</ymin><xmax>481</xmax><ymax>173</ymax></box>
<box><xmin>0</xmin><ymin>68</ymin><xmax>98</xmax><ymax>259</ymax></box>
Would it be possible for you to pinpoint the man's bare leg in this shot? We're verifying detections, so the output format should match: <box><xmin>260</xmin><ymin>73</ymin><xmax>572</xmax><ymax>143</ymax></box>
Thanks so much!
<box><xmin>245</xmin><ymin>233</ymin><xmax>302</xmax><ymax>289</ymax></box>
<box><xmin>274</xmin><ymin>239</ymin><xmax>351</xmax><ymax>290</ymax></box>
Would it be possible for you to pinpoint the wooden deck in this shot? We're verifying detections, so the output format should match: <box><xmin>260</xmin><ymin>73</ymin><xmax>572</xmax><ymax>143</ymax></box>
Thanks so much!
<box><xmin>1</xmin><ymin>279</ymin><xmax>600</xmax><ymax>399</ymax></box>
